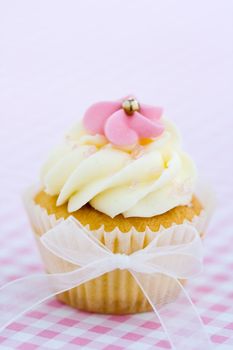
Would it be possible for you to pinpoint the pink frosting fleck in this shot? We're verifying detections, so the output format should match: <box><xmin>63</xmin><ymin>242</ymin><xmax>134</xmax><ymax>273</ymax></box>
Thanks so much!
<box><xmin>83</xmin><ymin>97</ymin><xmax>164</xmax><ymax>146</ymax></box>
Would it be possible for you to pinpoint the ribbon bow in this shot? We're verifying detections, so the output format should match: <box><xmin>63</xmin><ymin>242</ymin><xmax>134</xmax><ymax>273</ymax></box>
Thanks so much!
<box><xmin>0</xmin><ymin>218</ymin><xmax>211</xmax><ymax>349</ymax></box>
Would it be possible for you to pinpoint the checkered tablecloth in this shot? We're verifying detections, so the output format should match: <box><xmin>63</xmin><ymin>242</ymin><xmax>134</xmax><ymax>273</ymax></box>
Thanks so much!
<box><xmin>0</xmin><ymin>114</ymin><xmax>233</xmax><ymax>350</ymax></box>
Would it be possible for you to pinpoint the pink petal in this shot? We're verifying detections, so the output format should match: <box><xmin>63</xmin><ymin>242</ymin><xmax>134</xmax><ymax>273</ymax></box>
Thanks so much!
<box><xmin>140</xmin><ymin>104</ymin><xmax>163</xmax><ymax>121</ymax></box>
<box><xmin>83</xmin><ymin>101</ymin><xmax>121</xmax><ymax>135</ymax></box>
<box><xmin>104</xmin><ymin>110</ymin><xmax>138</xmax><ymax>146</ymax></box>
<box><xmin>129</xmin><ymin>112</ymin><xmax>165</xmax><ymax>138</ymax></box>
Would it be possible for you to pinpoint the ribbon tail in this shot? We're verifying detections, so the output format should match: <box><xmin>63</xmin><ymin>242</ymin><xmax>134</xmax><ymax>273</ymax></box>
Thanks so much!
<box><xmin>0</xmin><ymin>258</ymin><xmax>112</xmax><ymax>332</ymax></box>
<box><xmin>131</xmin><ymin>271</ymin><xmax>212</xmax><ymax>350</ymax></box>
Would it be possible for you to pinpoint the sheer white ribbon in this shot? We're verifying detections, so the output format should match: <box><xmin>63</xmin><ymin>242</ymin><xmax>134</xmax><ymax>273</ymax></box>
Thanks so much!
<box><xmin>0</xmin><ymin>218</ymin><xmax>211</xmax><ymax>349</ymax></box>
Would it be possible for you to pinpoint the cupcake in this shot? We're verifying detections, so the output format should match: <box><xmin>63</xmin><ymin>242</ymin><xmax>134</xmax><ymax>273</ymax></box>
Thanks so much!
<box><xmin>25</xmin><ymin>96</ymin><xmax>208</xmax><ymax>314</ymax></box>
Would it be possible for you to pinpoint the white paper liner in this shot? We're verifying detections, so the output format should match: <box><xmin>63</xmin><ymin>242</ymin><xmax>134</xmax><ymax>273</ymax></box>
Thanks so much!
<box><xmin>23</xmin><ymin>183</ymin><xmax>214</xmax><ymax>314</ymax></box>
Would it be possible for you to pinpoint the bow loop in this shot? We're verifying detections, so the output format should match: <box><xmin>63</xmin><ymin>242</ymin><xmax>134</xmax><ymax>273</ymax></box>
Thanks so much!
<box><xmin>41</xmin><ymin>217</ymin><xmax>112</xmax><ymax>267</ymax></box>
<box><xmin>130</xmin><ymin>225</ymin><xmax>203</xmax><ymax>278</ymax></box>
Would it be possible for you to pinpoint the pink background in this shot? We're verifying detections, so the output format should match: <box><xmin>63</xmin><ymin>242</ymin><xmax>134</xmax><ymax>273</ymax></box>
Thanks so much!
<box><xmin>0</xmin><ymin>1</ymin><xmax>233</xmax><ymax>349</ymax></box>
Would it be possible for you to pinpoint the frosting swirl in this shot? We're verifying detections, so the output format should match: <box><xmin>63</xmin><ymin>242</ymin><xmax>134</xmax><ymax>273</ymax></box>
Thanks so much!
<box><xmin>41</xmin><ymin>118</ymin><xmax>197</xmax><ymax>218</ymax></box>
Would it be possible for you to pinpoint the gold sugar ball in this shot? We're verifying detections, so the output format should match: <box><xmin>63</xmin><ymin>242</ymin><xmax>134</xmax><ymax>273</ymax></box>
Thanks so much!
<box><xmin>122</xmin><ymin>97</ymin><xmax>140</xmax><ymax>115</ymax></box>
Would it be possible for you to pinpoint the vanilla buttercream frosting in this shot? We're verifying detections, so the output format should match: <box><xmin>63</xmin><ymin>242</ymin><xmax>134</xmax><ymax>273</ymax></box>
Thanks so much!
<box><xmin>40</xmin><ymin>118</ymin><xmax>197</xmax><ymax>218</ymax></box>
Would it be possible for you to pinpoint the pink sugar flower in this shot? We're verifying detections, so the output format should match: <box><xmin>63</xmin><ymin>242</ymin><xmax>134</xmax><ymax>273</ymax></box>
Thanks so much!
<box><xmin>83</xmin><ymin>96</ymin><xmax>164</xmax><ymax>146</ymax></box>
